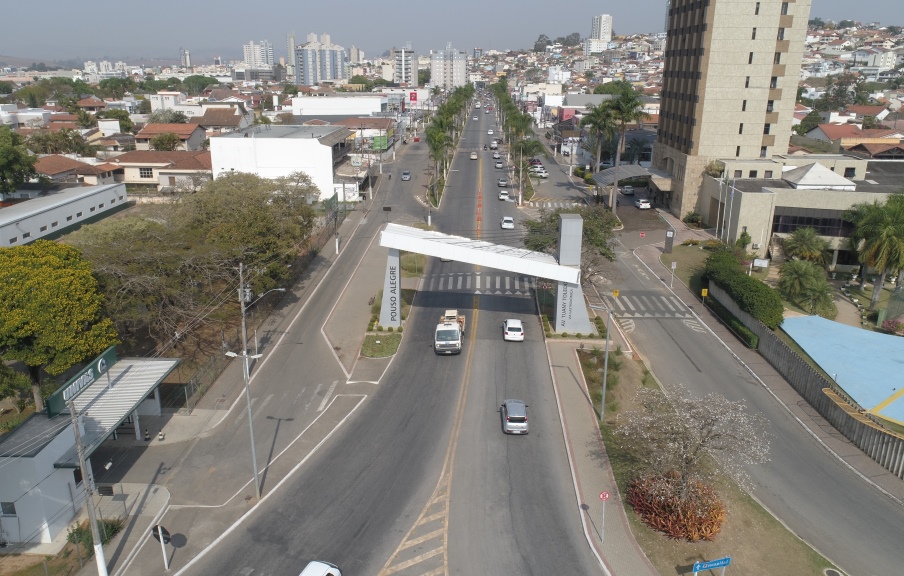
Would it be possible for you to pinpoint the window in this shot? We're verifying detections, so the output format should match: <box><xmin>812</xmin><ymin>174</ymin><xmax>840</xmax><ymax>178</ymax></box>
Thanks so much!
<box><xmin>739</xmin><ymin>123</ymin><xmax>744</xmax><ymax>134</ymax></box>
<box><xmin>844</xmin><ymin>167</ymin><xmax>856</xmax><ymax>178</ymax></box>
<box><xmin>749</xmin><ymin>171</ymin><xmax>758</xmax><ymax>178</ymax></box>
<box><xmin>139</xmin><ymin>167</ymin><xmax>153</xmax><ymax>179</ymax></box>
<box><xmin>764</xmin><ymin>124</ymin><xmax>771</xmax><ymax>135</ymax></box>
<box><xmin>748</xmin><ymin>52</ymin><xmax>754</xmax><ymax>64</ymax></box>
<box><xmin>1</xmin><ymin>502</ymin><xmax>16</xmax><ymax>515</ymax></box>
<box><xmin>770</xmin><ymin>76</ymin><xmax>778</xmax><ymax>89</ymax></box>
<box><xmin>66</xmin><ymin>215</ymin><xmax>73</xmax><ymax>221</ymax></box>
<box><xmin>745</xmin><ymin>76</ymin><xmax>751</xmax><ymax>88</ymax></box>
<box><xmin>52</xmin><ymin>221</ymin><xmax>58</xmax><ymax>228</ymax></box>
<box><xmin>781</xmin><ymin>2</ymin><xmax>788</xmax><ymax>15</ymax></box>
<box><xmin>760</xmin><ymin>146</ymin><xmax>768</xmax><ymax>158</ymax></box>
<box><xmin>99</xmin><ymin>203</ymin><xmax>104</xmax><ymax>208</ymax></box>
<box><xmin>90</xmin><ymin>207</ymin><xmax>96</xmax><ymax>213</ymax></box>
<box><xmin>766</xmin><ymin>100</ymin><xmax>774</xmax><ymax>112</ymax></box>
<box><xmin>774</xmin><ymin>52</ymin><xmax>781</xmax><ymax>65</ymax></box>
<box><xmin>752</xmin><ymin>28</ymin><xmax>757</xmax><ymax>40</ymax></box>
<box><xmin>736</xmin><ymin>146</ymin><xmax>741</xmax><ymax>157</ymax></box>
<box><xmin>76</xmin><ymin>212</ymin><xmax>82</xmax><ymax>217</ymax></box>
<box><xmin>742</xmin><ymin>100</ymin><xmax>747</xmax><ymax>112</ymax></box>
<box><xmin>765</xmin><ymin>170</ymin><xmax>774</xmax><ymax>178</ymax></box>
<box><xmin>734</xmin><ymin>170</ymin><xmax>743</xmax><ymax>178</ymax></box>
<box><xmin>39</xmin><ymin>225</ymin><xmax>47</xmax><ymax>232</ymax></box>
<box><xmin>8</xmin><ymin>237</ymin><xmax>17</xmax><ymax>244</ymax></box>
<box><xmin>23</xmin><ymin>232</ymin><xmax>31</xmax><ymax>239</ymax></box>
<box><xmin>777</xmin><ymin>28</ymin><xmax>785</xmax><ymax>40</ymax></box>
<box><xmin>755</xmin><ymin>2</ymin><xmax>761</xmax><ymax>15</ymax></box>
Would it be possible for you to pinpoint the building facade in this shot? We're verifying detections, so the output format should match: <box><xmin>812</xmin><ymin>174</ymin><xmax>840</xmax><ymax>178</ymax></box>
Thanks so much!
<box><xmin>591</xmin><ymin>14</ymin><xmax>613</xmax><ymax>43</ymax></box>
<box><xmin>393</xmin><ymin>43</ymin><xmax>415</xmax><ymax>85</ymax></box>
<box><xmin>243</xmin><ymin>40</ymin><xmax>274</xmax><ymax>68</ymax></box>
<box><xmin>295</xmin><ymin>34</ymin><xmax>349</xmax><ymax>86</ymax></box>
<box><xmin>286</xmin><ymin>33</ymin><xmax>297</xmax><ymax>80</ymax></box>
<box><xmin>652</xmin><ymin>0</ymin><xmax>812</xmax><ymax>218</ymax></box>
<box><xmin>430</xmin><ymin>43</ymin><xmax>467</xmax><ymax>91</ymax></box>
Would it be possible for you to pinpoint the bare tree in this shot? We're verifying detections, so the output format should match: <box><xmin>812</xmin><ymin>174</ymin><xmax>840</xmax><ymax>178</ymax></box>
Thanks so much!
<box><xmin>616</xmin><ymin>385</ymin><xmax>771</xmax><ymax>500</ymax></box>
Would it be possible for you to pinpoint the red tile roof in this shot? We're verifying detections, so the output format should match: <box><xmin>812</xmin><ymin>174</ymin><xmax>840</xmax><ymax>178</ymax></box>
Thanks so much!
<box><xmin>189</xmin><ymin>108</ymin><xmax>243</xmax><ymax>128</ymax></box>
<box><xmin>845</xmin><ymin>105</ymin><xmax>886</xmax><ymax>116</ymax></box>
<box><xmin>109</xmin><ymin>150</ymin><xmax>212</xmax><ymax>170</ymax></box>
<box><xmin>135</xmin><ymin>123</ymin><xmax>205</xmax><ymax>139</ymax></box>
<box><xmin>34</xmin><ymin>155</ymin><xmax>91</xmax><ymax>176</ymax></box>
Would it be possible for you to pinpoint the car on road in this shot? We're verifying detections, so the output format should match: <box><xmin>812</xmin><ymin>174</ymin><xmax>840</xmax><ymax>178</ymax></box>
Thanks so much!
<box><xmin>487</xmin><ymin>129</ymin><xmax>494</xmax><ymax>135</ymax></box>
<box><xmin>500</xmin><ymin>399</ymin><xmax>529</xmax><ymax>434</ymax></box>
<box><xmin>489</xmin><ymin>141</ymin><xmax>498</xmax><ymax>150</ymax></box>
<box><xmin>562</xmin><ymin>149</ymin><xmax>570</xmax><ymax>156</ymax></box>
<box><xmin>492</xmin><ymin>151</ymin><xmax>501</xmax><ymax>159</ymax></box>
<box><xmin>401</xmin><ymin>170</ymin><xmax>411</xmax><ymax>181</ymax></box>
<box><xmin>485</xmin><ymin>108</ymin><xmax>491</xmax><ymax>114</ymax></box>
<box><xmin>621</xmin><ymin>185</ymin><xmax>634</xmax><ymax>195</ymax></box>
<box><xmin>497</xmin><ymin>177</ymin><xmax>508</xmax><ymax>187</ymax></box>
<box><xmin>500</xmin><ymin>216</ymin><xmax>515</xmax><ymax>229</ymax></box>
<box><xmin>498</xmin><ymin>190</ymin><xmax>509</xmax><ymax>201</ymax></box>
<box><xmin>502</xmin><ymin>318</ymin><xmax>524</xmax><ymax>341</ymax></box>
<box><xmin>470</xmin><ymin>151</ymin><xmax>478</xmax><ymax>160</ymax></box>
<box><xmin>299</xmin><ymin>561</ymin><xmax>342</xmax><ymax>576</ymax></box>
<box><xmin>531</xmin><ymin>169</ymin><xmax>549</xmax><ymax>178</ymax></box>
<box><xmin>529</xmin><ymin>159</ymin><xmax>543</xmax><ymax>166</ymax></box>
<box><xmin>634</xmin><ymin>198</ymin><xmax>652</xmax><ymax>209</ymax></box>
<box><xmin>473</xmin><ymin>116</ymin><xmax>478</xmax><ymax>120</ymax></box>
<box><xmin>495</xmin><ymin>160</ymin><xmax>504</xmax><ymax>169</ymax></box>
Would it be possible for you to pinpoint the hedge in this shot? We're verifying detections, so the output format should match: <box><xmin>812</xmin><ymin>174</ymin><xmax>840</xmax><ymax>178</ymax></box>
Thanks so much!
<box><xmin>704</xmin><ymin>247</ymin><xmax>783</xmax><ymax>329</ymax></box>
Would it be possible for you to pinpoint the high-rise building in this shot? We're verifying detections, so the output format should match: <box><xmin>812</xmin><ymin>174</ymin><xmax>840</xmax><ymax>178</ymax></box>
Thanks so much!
<box><xmin>286</xmin><ymin>33</ymin><xmax>297</xmax><ymax>80</ymax></box>
<box><xmin>349</xmin><ymin>45</ymin><xmax>364</xmax><ymax>64</ymax></box>
<box><xmin>652</xmin><ymin>0</ymin><xmax>811</xmax><ymax>217</ymax></box>
<box><xmin>430</xmin><ymin>43</ymin><xmax>467</xmax><ymax>90</ymax></box>
<box><xmin>590</xmin><ymin>14</ymin><xmax>613</xmax><ymax>43</ymax></box>
<box><xmin>295</xmin><ymin>33</ymin><xmax>349</xmax><ymax>86</ymax></box>
<box><xmin>243</xmin><ymin>40</ymin><xmax>274</xmax><ymax>68</ymax></box>
<box><xmin>184</xmin><ymin>51</ymin><xmax>191</xmax><ymax>68</ymax></box>
<box><xmin>393</xmin><ymin>42</ymin><xmax>415</xmax><ymax>85</ymax></box>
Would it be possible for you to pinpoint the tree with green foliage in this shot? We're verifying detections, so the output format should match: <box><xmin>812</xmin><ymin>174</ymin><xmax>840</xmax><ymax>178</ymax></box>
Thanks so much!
<box><xmin>783</xmin><ymin>227</ymin><xmax>829</xmax><ymax>264</ymax></box>
<box><xmin>0</xmin><ymin>363</ymin><xmax>33</xmax><ymax>413</ymax></box>
<box><xmin>523</xmin><ymin>205</ymin><xmax>618</xmax><ymax>282</ymax></box>
<box><xmin>808</xmin><ymin>17</ymin><xmax>825</xmax><ymax>28</ymax></box>
<box><xmin>608</xmin><ymin>84</ymin><xmax>650</xmax><ymax>217</ymax></box>
<box><xmin>794</xmin><ymin>110</ymin><xmax>823</xmax><ymax>136</ymax></box>
<box><xmin>705</xmin><ymin>247</ymin><xmax>785</xmax><ymax>328</ymax></box>
<box><xmin>283</xmin><ymin>83</ymin><xmax>299</xmax><ymax>97</ymax></box>
<box><xmin>593</xmin><ymin>80</ymin><xmax>633</xmax><ymax>96</ymax></box>
<box><xmin>418</xmin><ymin>69</ymin><xmax>431</xmax><ymax>86</ymax></box>
<box><xmin>182</xmin><ymin>75</ymin><xmax>219</xmax><ymax>95</ymax></box>
<box><xmin>0</xmin><ymin>126</ymin><xmax>38</xmax><ymax>193</ymax></box>
<box><xmin>75</xmin><ymin>109</ymin><xmax>96</xmax><ymax>129</ymax></box>
<box><xmin>0</xmin><ymin>81</ymin><xmax>14</xmax><ymax>95</ymax></box>
<box><xmin>776</xmin><ymin>259</ymin><xmax>836</xmax><ymax>319</ymax></box>
<box><xmin>533</xmin><ymin>34</ymin><xmax>552</xmax><ymax>52</ymax></box>
<box><xmin>147</xmin><ymin>109</ymin><xmax>189</xmax><ymax>124</ymax></box>
<box><xmin>838</xmin><ymin>20</ymin><xmax>855</xmax><ymax>29</ymax></box>
<box><xmin>0</xmin><ymin>241</ymin><xmax>119</xmax><ymax>411</ymax></box>
<box><xmin>27</xmin><ymin>128</ymin><xmax>97</xmax><ymax>156</ymax></box>
<box><xmin>845</xmin><ymin>196</ymin><xmax>904</xmax><ymax>310</ymax></box>
<box><xmin>96</xmin><ymin>109</ymin><xmax>134</xmax><ymax>133</ymax></box>
<box><xmin>98</xmin><ymin>78</ymin><xmax>136</xmax><ymax>99</ymax></box>
<box><xmin>150</xmin><ymin>132</ymin><xmax>180</xmax><ymax>151</ymax></box>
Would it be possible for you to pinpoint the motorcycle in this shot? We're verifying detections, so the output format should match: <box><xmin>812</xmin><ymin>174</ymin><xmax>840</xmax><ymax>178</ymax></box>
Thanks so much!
<box><xmin>484</xmin><ymin>145</ymin><xmax>488</xmax><ymax>150</ymax></box>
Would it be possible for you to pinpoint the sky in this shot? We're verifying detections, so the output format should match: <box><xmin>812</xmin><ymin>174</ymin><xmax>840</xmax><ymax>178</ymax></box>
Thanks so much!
<box><xmin>0</xmin><ymin>0</ymin><xmax>899</xmax><ymax>65</ymax></box>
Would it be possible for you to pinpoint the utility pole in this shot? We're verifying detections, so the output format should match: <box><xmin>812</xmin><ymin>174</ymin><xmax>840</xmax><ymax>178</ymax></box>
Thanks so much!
<box><xmin>237</xmin><ymin>263</ymin><xmax>262</xmax><ymax>500</ymax></box>
<box><xmin>69</xmin><ymin>401</ymin><xmax>108</xmax><ymax>576</ymax></box>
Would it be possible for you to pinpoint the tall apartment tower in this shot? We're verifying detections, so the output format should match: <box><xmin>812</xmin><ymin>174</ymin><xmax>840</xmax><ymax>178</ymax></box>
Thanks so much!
<box><xmin>295</xmin><ymin>33</ymin><xmax>349</xmax><ymax>86</ymax></box>
<box><xmin>393</xmin><ymin>42</ymin><xmax>415</xmax><ymax>84</ymax></box>
<box><xmin>243</xmin><ymin>40</ymin><xmax>274</xmax><ymax>68</ymax></box>
<box><xmin>286</xmin><ymin>33</ymin><xmax>297</xmax><ymax>80</ymax></box>
<box><xmin>430</xmin><ymin>42</ymin><xmax>467</xmax><ymax>91</ymax></box>
<box><xmin>652</xmin><ymin>0</ymin><xmax>811</xmax><ymax>218</ymax></box>
<box><xmin>590</xmin><ymin>14</ymin><xmax>613</xmax><ymax>42</ymax></box>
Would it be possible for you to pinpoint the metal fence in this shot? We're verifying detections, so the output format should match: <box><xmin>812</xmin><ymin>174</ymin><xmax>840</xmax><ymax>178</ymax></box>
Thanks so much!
<box><xmin>709</xmin><ymin>283</ymin><xmax>904</xmax><ymax>479</ymax></box>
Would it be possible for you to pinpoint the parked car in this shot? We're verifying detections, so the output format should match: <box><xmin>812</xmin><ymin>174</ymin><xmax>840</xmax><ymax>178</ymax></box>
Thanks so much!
<box><xmin>473</xmin><ymin>116</ymin><xmax>478</xmax><ymax>120</ymax></box>
<box><xmin>497</xmin><ymin>177</ymin><xmax>508</xmax><ymax>187</ymax></box>
<box><xmin>500</xmin><ymin>216</ymin><xmax>515</xmax><ymax>229</ymax></box>
<box><xmin>299</xmin><ymin>561</ymin><xmax>342</xmax><ymax>576</ymax></box>
<box><xmin>495</xmin><ymin>160</ymin><xmax>504</xmax><ymax>169</ymax></box>
<box><xmin>498</xmin><ymin>190</ymin><xmax>509</xmax><ymax>201</ymax></box>
<box><xmin>488</xmin><ymin>129</ymin><xmax>494</xmax><ymax>135</ymax></box>
<box><xmin>621</xmin><ymin>185</ymin><xmax>634</xmax><ymax>195</ymax></box>
<box><xmin>401</xmin><ymin>170</ymin><xmax>411</xmax><ymax>181</ymax></box>
<box><xmin>529</xmin><ymin>158</ymin><xmax>543</xmax><ymax>166</ymax></box>
<box><xmin>502</xmin><ymin>318</ymin><xmax>524</xmax><ymax>341</ymax></box>
<box><xmin>634</xmin><ymin>198</ymin><xmax>652</xmax><ymax>209</ymax></box>
<box><xmin>470</xmin><ymin>151</ymin><xmax>478</xmax><ymax>160</ymax></box>
<box><xmin>492</xmin><ymin>151</ymin><xmax>501</xmax><ymax>159</ymax></box>
<box><xmin>562</xmin><ymin>149</ymin><xmax>570</xmax><ymax>156</ymax></box>
<box><xmin>532</xmin><ymin>169</ymin><xmax>549</xmax><ymax>178</ymax></box>
<box><xmin>500</xmin><ymin>399</ymin><xmax>529</xmax><ymax>434</ymax></box>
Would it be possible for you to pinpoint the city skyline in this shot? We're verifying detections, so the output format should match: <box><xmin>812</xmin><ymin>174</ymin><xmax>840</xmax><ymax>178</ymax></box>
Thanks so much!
<box><xmin>0</xmin><ymin>0</ymin><xmax>896</xmax><ymax>64</ymax></box>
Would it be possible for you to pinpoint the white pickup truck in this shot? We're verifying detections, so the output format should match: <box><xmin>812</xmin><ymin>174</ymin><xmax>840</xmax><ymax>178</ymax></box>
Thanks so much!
<box><xmin>434</xmin><ymin>310</ymin><xmax>466</xmax><ymax>355</ymax></box>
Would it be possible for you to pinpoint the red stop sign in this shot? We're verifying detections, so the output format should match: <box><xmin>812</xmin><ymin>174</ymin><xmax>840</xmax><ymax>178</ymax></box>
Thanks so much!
<box><xmin>640</xmin><ymin>232</ymin><xmax>646</xmax><ymax>238</ymax></box>
<box><xmin>599</xmin><ymin>491</ymin><xmax>610</xmax><ymax>501</ymax></box>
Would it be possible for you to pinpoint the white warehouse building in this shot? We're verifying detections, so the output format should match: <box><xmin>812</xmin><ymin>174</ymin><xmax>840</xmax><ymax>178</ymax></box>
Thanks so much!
<box><xmin>290</xmin><ymin>95</ymin><xmax>386</xmax><ymax>117</ymax></box>
<box><xmin>209</xmin><ymin>125</ymin><xmax>353</xmax><ymax>200</ymax></box>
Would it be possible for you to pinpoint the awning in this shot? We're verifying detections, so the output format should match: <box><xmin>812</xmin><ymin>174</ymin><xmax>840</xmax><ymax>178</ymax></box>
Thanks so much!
<box><xmin>591</xmin><ymin>164</ymin><xmax>653</xmax><ymax>186</ymax></box>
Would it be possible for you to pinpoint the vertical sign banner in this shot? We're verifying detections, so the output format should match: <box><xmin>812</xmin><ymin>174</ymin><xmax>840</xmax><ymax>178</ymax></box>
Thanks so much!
<box><xmin>380</xmin><ymin>248</ymin><xmax>402</xmax><ymax>328</ymax></box>
<box><xmin>409</xmin><ymin>91</ymin><xmax>417</xmax><ymax>102</ymax></box>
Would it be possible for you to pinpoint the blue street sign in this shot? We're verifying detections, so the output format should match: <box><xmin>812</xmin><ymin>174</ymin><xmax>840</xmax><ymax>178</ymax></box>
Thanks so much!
<box><xmin>693</xmin><ymin>557</ymin><xmax>731</xmax><ymax>572</ymax></box>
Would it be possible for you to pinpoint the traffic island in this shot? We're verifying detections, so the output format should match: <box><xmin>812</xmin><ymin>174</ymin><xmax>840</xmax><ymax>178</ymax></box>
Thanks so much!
<box><xmin>361</xmin><ymin>333</ymin><xmax>403</xmax><ymax>358</ymax></box>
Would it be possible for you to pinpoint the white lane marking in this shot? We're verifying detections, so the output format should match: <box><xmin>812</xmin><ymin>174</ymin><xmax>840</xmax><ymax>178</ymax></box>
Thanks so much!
<box><xmin>318</xmin><ymin>380</ymin><xmax>340</xmax><ymax>412</ymax></box>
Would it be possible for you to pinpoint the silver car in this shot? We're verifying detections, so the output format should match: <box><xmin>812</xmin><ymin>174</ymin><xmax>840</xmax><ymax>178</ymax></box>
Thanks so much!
<box><xmin>500</xmin><ymin>399</ymin><xmax>529</xmax><ymax>434</ymax></box>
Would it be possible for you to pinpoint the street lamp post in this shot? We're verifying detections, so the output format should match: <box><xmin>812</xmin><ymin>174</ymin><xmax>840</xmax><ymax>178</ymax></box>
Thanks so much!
<box><xmin>590</xmin><ymin>304</ymin><xmax>613</xmax><ymax>422</ymax></box>
<box><xmin>226</xmin><ymin>263</ymin><xmax>286</xmax><ymax>501</ymax></box>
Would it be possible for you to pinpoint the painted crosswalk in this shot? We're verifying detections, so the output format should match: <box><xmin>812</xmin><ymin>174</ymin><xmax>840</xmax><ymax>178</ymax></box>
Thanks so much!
<box><xmin>527</xmin><ymin>201</ymin><xmax>582</xmax><ymax>209</ymax></box>
<box><xmin>601</xmin><ymin>293</ymin><xmax>693</xmax><ymax>319</ymax></box>
<box><xmin>424</xmin><ymin>273</ymin><xmax>535</xmax><ymax>296</ymax></box>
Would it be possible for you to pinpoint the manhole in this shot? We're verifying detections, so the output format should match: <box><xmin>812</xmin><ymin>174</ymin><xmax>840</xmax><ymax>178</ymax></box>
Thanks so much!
<box><xmin>824</xmin><ymin>569</ymin><xmax>842</xmax><ymax>576</ymax></box>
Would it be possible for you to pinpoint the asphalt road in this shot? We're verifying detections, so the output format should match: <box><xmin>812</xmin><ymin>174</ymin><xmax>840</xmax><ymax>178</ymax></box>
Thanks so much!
<box><xmin>611</xmin><ymin>237</ymin><xmax>904</xmax><ymax>576</ymax></box>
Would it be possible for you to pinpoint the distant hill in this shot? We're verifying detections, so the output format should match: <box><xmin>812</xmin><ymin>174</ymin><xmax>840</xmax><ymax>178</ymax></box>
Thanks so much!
<box><xmin>0</xmin><ymin>54</ymin><xmax>83</xmax><ymax>70</ymax></box>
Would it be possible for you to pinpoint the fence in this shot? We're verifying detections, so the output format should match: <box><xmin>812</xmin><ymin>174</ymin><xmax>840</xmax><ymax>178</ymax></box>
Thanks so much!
<box><xmin>709</xmin><ymin>283</ymin><xmax>904</xmax><ymax>479</ymax></box>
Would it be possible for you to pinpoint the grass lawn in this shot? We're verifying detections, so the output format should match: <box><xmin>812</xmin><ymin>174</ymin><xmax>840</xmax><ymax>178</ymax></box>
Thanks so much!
<box><xmin>400</xmin><ymin>252</ymin><xmax>427</xmax><ymax>277</ymax></box>
<box><xmin>578</xmin><ymin>348</ymin><xmax>839</xmax><ymax>576</ymax></box>
<box><xmin>361</xmin><ymin>333</ymin><xmax>403</xmax><ymax>358</ymax></box>
<box><xmin>661</xmin><ymin>244</ymin><xmax>708</xmax><ymax>293</ymax></box>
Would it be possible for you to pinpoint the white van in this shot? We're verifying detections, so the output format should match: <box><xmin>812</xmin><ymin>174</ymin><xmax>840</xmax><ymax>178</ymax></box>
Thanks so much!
<box><xmin>299</xmin><ymin>561</ymin><xmax>342</xmax><ymax>576</ymax></box>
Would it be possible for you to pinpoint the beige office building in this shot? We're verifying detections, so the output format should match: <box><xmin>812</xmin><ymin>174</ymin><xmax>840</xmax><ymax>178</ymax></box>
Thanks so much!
<box><xmin>652</xmin><ymin>0</ymin><xmax>812</xmax><ymax>218</ymax></box>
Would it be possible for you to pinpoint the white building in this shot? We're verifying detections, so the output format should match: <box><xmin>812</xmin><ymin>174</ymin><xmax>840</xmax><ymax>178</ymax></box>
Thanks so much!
<box><xmin>295</xmin><ymin>34</ymin><xmax>349</xmax><ymax>86</ymax></box>
<box><xmin>583</xmin><ymin>39</ymin><xmax>609</xmax><ymax>55</ymax></box>
<box><xmin>591</xmin><ymin>14</ymin><xmax>613</xmax><ymax>43</ymax></box>
<box><xmin>209</xmin><ymin>125</ymin><xmax>353</xmax><ymax>201</ymax></box>
<box><xmin>0</xmin><ymin>104</ymin><xmax>50</xmax><ymax>128</ymax></box>
<box><xmin>243</xmin><ymin>40</ymin><xmax>274</xmax><ymax>68</ymax></box>
<box><xmin>394</xmin><ymin>42</ymin><xmax>415</xmax><ymax>85</ymax></box>
<box><xmin>148</xmin><ymin>91</ymin><xmax>188</xmax><ymax>113</ymax></box>
<box><xmin>289</xmin><ymin>94</ymin><xmax>385</xmax><ymax>117</ymax></box>
<box><xmin>430</xmin><ymin>43</ymin><xmax>467</xmax><ymax>90</ymax></box>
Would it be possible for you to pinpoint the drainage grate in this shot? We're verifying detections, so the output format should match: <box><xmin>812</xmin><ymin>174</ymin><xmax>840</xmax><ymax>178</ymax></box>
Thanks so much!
<box><xmin>824</xmin><ymin>570</ymin><xmax>842</xmax><ymax>576</ymax></box>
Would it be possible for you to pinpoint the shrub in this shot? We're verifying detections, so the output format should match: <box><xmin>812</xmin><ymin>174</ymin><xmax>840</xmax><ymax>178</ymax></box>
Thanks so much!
<box><xmin>704</xmin><ymin>247</ymin><xmax>783</xmax><ymax>329</ymax></box>
<box><xmin>682</xmin><ymin>239</ymin><xmax>701</xmax><ymax>246</ymax></box>
<box><xmin>683</xmin><ymin>211</ymin><xmax>702</xmax><ymax>226</ymax></box>
<box><xmin>574</xmin><ymin>167</ymin><xmax>585</xmax><ymax>178</ymax></box>
<box><xmin>376</xmin><ymin>325</ymin><xmax>384</xmax><ymax>332</ymax></box>
<box><xmin>561</xmin><ymin>332</ymin><xmax>569</xmax><ymax>338</ymax></box>
<box><xmin>882</xmin><ymin>319</ymin><xmax>904</xmax><ymax>335</ymax></box>
<box><xmin>627</xmin><ymin>473</ymin><xmax>726</xmax><ymax>542</ymax></box>
<box><xmin>387</xmin><ymin>326</ymin><xmax>394</xmax><ymax>333</ymax></box>
<box><xmin>575</xmin><ymin>333</ymin><xmax>582</xmax><ymax>339</ymax></box>
<box><xmin>397</xmin><ymin>326</ymin><xmax>403</xmax><ymax>333</ymax></box>
<box><xmin>584</xmin><ymin>175</ymin><xmax>596</xmax><ymax>185</ymax></box>
<box><xmin>546</xmin><ymin>331</ymin><xmax>552</xmax><ymax>338</ymax></box>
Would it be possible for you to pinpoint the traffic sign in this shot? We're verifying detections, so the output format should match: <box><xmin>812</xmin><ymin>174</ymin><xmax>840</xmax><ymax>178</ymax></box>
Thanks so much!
<box><xmin>701</xmin><ymin>288</ymin><xmax>708</xmax><ymax>297</ymax></box>
<box><xmin>612</xmin><ymin>289</ymin><xmax>619</xmax><ymax>298</ymax></box>
<box><xmin>151</xmin><ymin>525</ymin><xmax>171</xmax><ymax>544</ymax></box>
<box><xmin>599</xmin><ymin>491</ymin><xmax>610</xmax><ymax>501</ymax></box>
<box><xmin>640</xmin><ymin>232</ymin><xmax>646</xmax><ymax>238</ymax></box>
<box><xmin>671</xmin><ymin>261</ymin><xmax>677</xmax><ymax>270</ymax></box>
<box><xmin>693</xmin><ymin>557</ymin><xmax>731</xmax><ymax>572</ymax></box>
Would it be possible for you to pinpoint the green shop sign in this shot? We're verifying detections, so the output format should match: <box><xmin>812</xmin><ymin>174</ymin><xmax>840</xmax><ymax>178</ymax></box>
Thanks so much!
<box><xmin>46</xmin><ymin>347</ymin><xmax>118</xmax><ymax>417</ymax></box>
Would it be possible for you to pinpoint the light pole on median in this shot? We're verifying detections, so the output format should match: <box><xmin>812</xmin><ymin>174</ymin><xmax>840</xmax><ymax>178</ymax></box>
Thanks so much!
<box><xmin>226</xmin><ymin>263</ymin><xmax>286</xmax><ymax>501</ymax></box>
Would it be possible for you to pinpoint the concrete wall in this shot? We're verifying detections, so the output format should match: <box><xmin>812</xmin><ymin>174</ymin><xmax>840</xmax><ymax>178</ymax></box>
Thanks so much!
<box><xmin>710</xmin><ymin>283</ymin><xmax>904</xmax><ymax>479</ymax></box>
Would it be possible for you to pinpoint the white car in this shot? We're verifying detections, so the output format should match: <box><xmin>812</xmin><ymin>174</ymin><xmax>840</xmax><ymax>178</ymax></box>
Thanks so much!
<box><xmin>473</xmin><ymin>116</ymin><xmax>478</xmax><ymax>120</ymax></box>
<box><xmin>487</xmin><ymin>129</ymin><xmax>494</xmax><ymax>135</ymax></box>
<box><xmin>401</xmin><ymin>170</ymin><xmax>411</xmax><ymax>181</ymax></box>
<box><xmin>634</xmin><ymin>198</ymin><xmax>652</xmax><ymax>209</ymax></box>
<box><xmin>621</xmin><ymin>185</ymin><xmax>635</xmax><ymax>196</ymax></box>
<box><xmin>498</xmin><ymin>190</ymin><xmax>509</xmax><ymax>201</ymax></box>
<box><xmin>532</xmin><ymin>170</ymin><xmax>549</xmax><ymax>179</ymax></box>
<box><xmin>502</xmin><ymin>318</ymin><xmax>524</xmax><ymax>341</ymax></box>
<box><xmin>495</xmin><ymin>160</ymin><xmax>504</xmax><ymax>169</ymax></box>
<box><xmin>299</xmin><ymin>561</ymin><xmax>342</xmax><ymax>576</ymax></box>
<box><xmin>492</xmin><ymin>151</ymin><xmax>501</xmax><ymax>159</ymax></box>
<box><xmin>470</xmin><ymin>151</ymin><xmax>478</xmax><ymax>160</ymax></box>
<box><xmin>500</xmin><ymin>216</ymin><xmax>515</xmax><ymax>229</ymax></box>
<box><xmin>497</xmin><ymin>177</ymin><xmax>508</xmax><ymax>187</ymax></box>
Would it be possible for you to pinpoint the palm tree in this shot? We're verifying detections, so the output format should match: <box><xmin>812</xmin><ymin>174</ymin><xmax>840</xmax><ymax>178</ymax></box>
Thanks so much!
<box><xmin>783</xmin><ymin>227</ymin><xmax>830</xmax><ymax>265</ymax></box>
<box><xmin>856</xmin><ymin>198</ymin><xmax>904</xmax><ymax>310</ymax></box>
<box><xmin>580</xmin><ymin>103</ymin><xmax>617</xmax><ymax>207</ymax></box>
<box><xmin>511</xmin><ymin>138</ymin><xmax>545</xmax><ymax>202</ymax></box>
<box><xmin>777</xmin><ymin>259</ymin><xmax>824</xmax><ymax>301</ymax></box>
<box><xmin>625</xmin><ymin>138</ymin><xmax>646</xmax><ymax>164</ymax></box>
<box><xmin>608</xmin><ymin>85</ymin><xmax>650</xmax><ymax>217</ymax></box>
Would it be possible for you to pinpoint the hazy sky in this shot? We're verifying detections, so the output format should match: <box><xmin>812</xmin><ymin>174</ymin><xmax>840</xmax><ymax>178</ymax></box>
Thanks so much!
<box><xmin>0</xmin><ymin>0</ymin><xmax>899</xmax><ymax>64</ymax></box>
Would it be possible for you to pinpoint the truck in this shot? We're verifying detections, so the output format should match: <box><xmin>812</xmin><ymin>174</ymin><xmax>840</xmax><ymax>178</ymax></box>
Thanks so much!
<box><xmin>434</xmin><ymin>310</ymin><xmax>466</xmax><ymax>355</ymax></box>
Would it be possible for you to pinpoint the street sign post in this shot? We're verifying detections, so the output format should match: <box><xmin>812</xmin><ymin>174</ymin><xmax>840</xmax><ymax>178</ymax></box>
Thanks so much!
<box><xmin>599</xmin><ymin>491</ymin><xmax>610</xmax><ymax>543</ymax></box>
<box><xmin>692</xmin><ymin>556</ymin><xmax>731</xmax><ymax>575</ymax></box>
<box><xmin>152</xmin><ymin>525</ymin><xmax>171</xmax><ymax>570</ymax></box>
<box><xmin>701</xmin><ymin>287</ymin><xmax>708</xmax><ymax>304</ymax></box>
<box><xmin>670</xmin><ymin>261</ymin><xmax>677</xmax><ymax>288</ymax></box>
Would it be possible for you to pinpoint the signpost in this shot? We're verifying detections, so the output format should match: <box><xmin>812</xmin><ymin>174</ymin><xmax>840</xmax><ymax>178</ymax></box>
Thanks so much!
<box><xmin>692</xmin><ymin>556</ymin><xmax>731</xmax><ymax>575</ymax></box>
<box><xmin>670</xmin><ymin>261</ymin><xmax>677</xmax><ymax>288</ymax></box>
<box><xmin>701</xmin><ymin>287</ymin><xmax>708</xmax><ymax>304</ymax></box>
<box><xmin>599</xmin><ymin>491</ymin><xmax>610</xmax><ymax>543</ymax></box>
<box><xmin>152</xmin><ymin>525</ymin><xmax>171</xmax><ymax>570</ymax></box>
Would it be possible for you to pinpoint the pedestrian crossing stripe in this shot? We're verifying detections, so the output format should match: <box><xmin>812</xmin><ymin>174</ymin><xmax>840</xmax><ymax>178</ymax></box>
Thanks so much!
<box><xmin>601</xmin><ymin>294</ymin><xmax>693</xmax><ymax>319</ymax></box>
<box><xmin>424</xmin><ymin>274</ymin><xmax>535</xmax><ymax>294</ymax></box>
<box><xmin>528</xmin><ymin>201</ymin><xmax>581</xmax><ymax>208</ymax></box>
